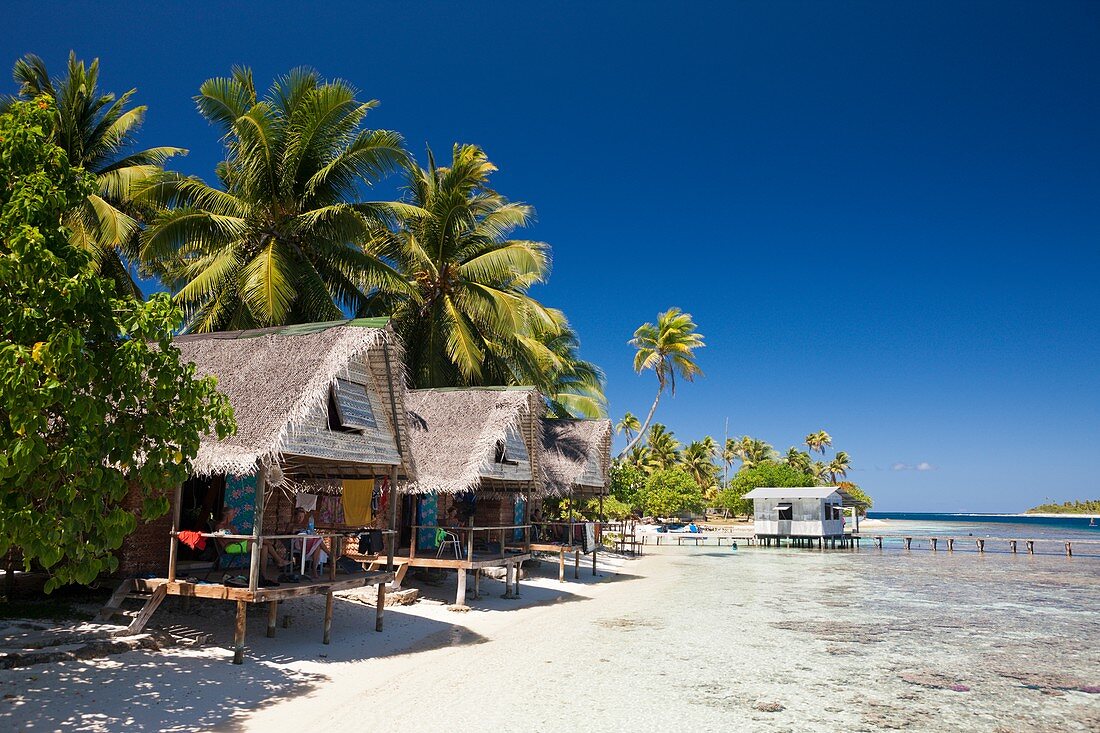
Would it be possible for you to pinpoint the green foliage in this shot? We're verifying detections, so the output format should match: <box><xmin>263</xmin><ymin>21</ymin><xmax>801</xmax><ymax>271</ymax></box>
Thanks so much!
<box><xmin>140</xmin><ymin>66</ymin><xmax>410</xmax><ymax>332</ymax></box>
<box><xmin>1026</xmin><ymin>499</ymin><xmax>1100</xmax><ymax>514</ymax></box>
<box><xmin>836</xmin><ymin>481</ymin><xmax>872</xmax><ymax>512</ymax></box>
<box><xmin>717</xmin><ymin>461</ymin><xmax>814</xmax><ymax>517</ymax></box>
<box><xmin>4</xmin><ymin>52</ymin><xmax>186</xmax><ymax>298</ymax></box>
<box><xmin>384</xmin><ymin>144</ymin><xmax>605</xmax><ymax>416</ymax></box>
<box><xmin>609</xmin><ymin>460</ymin><xmax>645</xmax><ymax>507</ymax></box>
<box><xmin>0</xmin><ymin>100</ymin><xmax>234</xmax><ymax>592</ymax></box>
<box><xmin>638</xmin><ymin>468</ymin><xmax>704</xmax><ymax>518</ymax></box>
<box><xmin>588</xmin><ymin>495</ymin><xmax>633</xmax><ymax>520</ymax></box>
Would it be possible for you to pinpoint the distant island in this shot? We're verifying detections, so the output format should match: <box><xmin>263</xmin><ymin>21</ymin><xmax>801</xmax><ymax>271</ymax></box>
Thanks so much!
<box><xmin>1026</xmin><ymin>499</ymin><xmax>1100</xmax><ymax>514</ymax></box>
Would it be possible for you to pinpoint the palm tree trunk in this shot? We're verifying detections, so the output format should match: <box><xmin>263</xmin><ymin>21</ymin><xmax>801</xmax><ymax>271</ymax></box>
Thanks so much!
<box><xmin>618</xmin><ymin>390</ymin><xmax>661</xmax><ymax>458</ymax></box>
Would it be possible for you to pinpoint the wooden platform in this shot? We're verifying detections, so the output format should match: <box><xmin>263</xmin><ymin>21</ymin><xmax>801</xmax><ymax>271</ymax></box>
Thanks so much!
<box><xmin>134</xmin><ymin>571</ymin><xmax>395</xmax><ymax>664</ymax></box>
<box><xmin>399</xmin><ymin>551</ymin><xmax>532</xmax><ymax>571</ymax></box>
<box><xmin>528</xmin><ymin>542</ymin><xmax>592</xmax><ymax>582</ymax></box>
<box><xmin>134</xmin><ymin>571</ymin><xmax>395</xmax><ymax>603</ymax></box>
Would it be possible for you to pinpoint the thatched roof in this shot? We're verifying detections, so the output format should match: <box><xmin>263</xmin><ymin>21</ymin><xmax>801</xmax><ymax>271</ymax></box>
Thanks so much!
<box><xmin>540</xmin><ymin>418</ymin><xmax>612</xmax><ymax>496</ymax></box>
<box><xmin>404</xmin><ymin>387</ymin><xmax>544</xmax><ymax>495</ymax></box>
<box><xmin>175</xmin><ymin>319</ymin><xmax>413</xmax><ymax>479</ymax></box>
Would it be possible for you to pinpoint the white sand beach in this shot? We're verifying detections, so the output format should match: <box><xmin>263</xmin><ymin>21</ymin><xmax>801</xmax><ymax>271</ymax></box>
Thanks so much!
<box><xmin>2</xmin><ymin>547</ymin><xmax>1098</xmax><ymax>732</ymax></box>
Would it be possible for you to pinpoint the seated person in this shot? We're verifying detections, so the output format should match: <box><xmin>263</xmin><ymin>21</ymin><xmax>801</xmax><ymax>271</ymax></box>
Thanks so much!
<box><xmin>290</xmin><ymin>508</ymin><xmax>328</xmax><ymax>576</ymax></box>
<box><xmin>213</xmin><ymin>506</ymin><xmax>289</xmax><ymax>585</ymax></box>
<box><xmin>446</xmin><ymin>505</ymin><xmax>467</xmax><ymax>557</ymax></box>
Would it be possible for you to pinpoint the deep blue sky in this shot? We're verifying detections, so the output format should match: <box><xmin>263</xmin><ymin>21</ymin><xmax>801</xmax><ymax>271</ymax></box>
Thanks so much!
<box><xmin>6</xmin><ymin>2</ymin><xmax>1099</xmax><ymax>511</ymax></box>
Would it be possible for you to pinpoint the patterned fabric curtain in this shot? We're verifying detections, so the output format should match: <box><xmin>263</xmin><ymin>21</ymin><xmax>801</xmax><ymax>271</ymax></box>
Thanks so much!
<box><xmin>317</xmin><ymin>495</ymin><xmax>345</xmax><ymax>526</ymax></box>
<box><xmin>224</xmin><ymin>474</ymin><xmax>256</xmax><ymax>534</ymax></box>
<box><xmin>513</xmin><ymin>497</ymin><xmax>526</xmax><ymax>541</ymax></box>
<box><xmin>417</xmin><ymin>495</ymin><xmax>438</xmax><ymax>550</ymax></box>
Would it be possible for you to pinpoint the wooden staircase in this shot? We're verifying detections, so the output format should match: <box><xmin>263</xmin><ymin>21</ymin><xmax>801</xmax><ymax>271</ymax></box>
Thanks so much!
<box><xmin>94</xmin><ymin>580</ymin><xmax>168</xmax><ymax>635</ymax></box>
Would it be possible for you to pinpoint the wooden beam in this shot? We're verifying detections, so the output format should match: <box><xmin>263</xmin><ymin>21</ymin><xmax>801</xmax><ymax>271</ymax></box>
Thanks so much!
<box><xmin>233</xmin><ymin>600</ymin><xmax>247</xmax><ymax>664</ymax></box>
<box><xmin>267</xmin><ymin>601</ymin><xmax>277</xmax><ymax>638</ymax></box>
<box><xmin>167</xmin><ymin>483</ymin><xmax>183</xmax><ymax>582</ymax></box>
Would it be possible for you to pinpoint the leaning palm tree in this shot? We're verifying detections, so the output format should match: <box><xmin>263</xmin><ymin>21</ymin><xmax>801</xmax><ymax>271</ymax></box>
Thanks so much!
<box><xmin>619</xmin><ymin>308</ymin><xmax>705</xmax><ymax>456</ymax></box>
<box><xmin>828</xmin><ymin>450</ymin><xmax>851</xmax><ymax>483</ymax></box>
<box><xmin>616</xmin><ymin>412</ymin><xmax>641</xmax><ymax>443</ymax></box>
<box><xmin>3</xmin><ymin>52</ymin><xmax>185</xmax><ymax>297</ymax></box>
<box><xmin>140</xmin><ymin>66</ymin><xmax>411</xmax><ymax>331</ymax></box>
<box><xmin>376</xmin><ymin>143</ymin><xmax>562</xmax><ymax>388</ymax></box>
<box><xmin>735</xmin><ymin>436</ymin><xmax>777</xmax><ymax>470</ymax></box>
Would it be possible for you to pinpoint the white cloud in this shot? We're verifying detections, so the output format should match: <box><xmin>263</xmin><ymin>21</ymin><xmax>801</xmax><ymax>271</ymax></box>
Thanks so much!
<box><xmin>892</xmin><ymin>461</ymin><xmax>937</xmax><ymax>472</ymax></box>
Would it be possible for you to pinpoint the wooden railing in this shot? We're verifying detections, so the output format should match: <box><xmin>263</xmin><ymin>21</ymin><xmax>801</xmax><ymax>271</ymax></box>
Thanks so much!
<box><xmin>409</xmin><ymin>524</ymin><xmax>530</xmax><ymax>561</ymax></box>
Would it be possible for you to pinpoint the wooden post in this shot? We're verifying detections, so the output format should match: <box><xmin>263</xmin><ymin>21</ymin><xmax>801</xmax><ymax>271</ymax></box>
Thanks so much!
<box><xmin>467</xmin><ymin>524</ymin><xmax>474</xmax><ymax>562</ymax></box>
<box><xmin>874</xmin><ymin>537</ymin><xmax>882</xmax><ymax>549</ymax></box>
<box><xmin>558</xmin><ymin>546</ymin><xmax>565</xmax><ymax>583</ymax></box>
<box><xmin>948</xmin><ymin>538</ymin><xmax>955</xmax><ymax>551</ymax></box>
<box><xmin>329</xmin><ymin>535</ymin><xmax>338</xmax><ymax>581</ymax></box>
<box><xmin>266</xmin><ymin>601</ymin><xmax>277</xmax><ymax>638</ymax></box>
<box><xmin>513</xmin><ymin>560</ymin><xmax>522</xmax><ymax>598</ymax></box>
<box><xmin>375</xmin><ymin>581</ymin><xmax>385</xmax><ymax>632</ymax></box>
<box><xmin>502</xmin><ymin>562</ymin><xmax>514</xmax><ymax>599</ymax></box>
<box><xmin>233</xmin><ymin>600</ymin><xmax>248</xmax><ymax>665</ymax></box>
<box><xmin>977</xmin><ymin>539</ymin><xmax>985</xmax><ymax>553</ymax></box>
<box><xmin>409</xmin><ymin>524</ymin><xmax>417</xmax><ymax>560</ymax></box>
<box><xmin>905</xmin><ymin>537</ymin><xmax>912</xmax><ymax>550</ymax></box>
<box><xmin>322</xmin><ymin>591</ymin><xmax>334</xmax><ymax>644</ymax></box>
<box><xmin>1065</xmin><ymin>542</ymin><xmax>1073</xmax><ymax>557</ymax></box>
<box><xmin>1026</xmin><ymin>540</ymin><xmax>1034</xmax><ymax>554</ymax></box>
<box><xmin>574</xmin><ymin>549</ymin><xmax>580</xmax><ymax>580</ymax></box>
<box><xmin>456</xmin><ymin>568</ymin><xmax>467</xmax><ymax>605</ymax></box>
<box><xmin>1009</xmin><ymin>540</ymin><xmax>1017</xmax><ymax>554</ymax></box>
<box><xmin>592</xmin><ymin>538</ymin><xmax>598</xmax><ymax>576</ymax></box>
<box><xmin>387</xmin><ymin>466</ymin><xmax>398</xmax><ymax>572</ymax></box>
<box><xmin>167</xmin><ymin>482</ymin><xmax>183</xmax><ymax>582</ymax></box>
<box><xmin>473</xmin><ymin>569</ymin><xmax>481</xmax><ymax>599</ymax></box>
<box><xmin>248</xmin><ymin>464</ymin><xmax>268</xmax><ymax>593</ymax></box>
<box><xmin>931</xmin><ymin>538</ymin><xmax>938</xmax><ymax>551</ymax></box>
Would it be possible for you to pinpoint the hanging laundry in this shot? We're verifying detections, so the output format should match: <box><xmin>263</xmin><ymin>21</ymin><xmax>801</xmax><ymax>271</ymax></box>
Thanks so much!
<box><xmin>295</xmin><ymin>493</ymin><xmax>319</xmax><ymax>512</ymax></box>
<box><xmin>177</xmin><ymin>530</ymin><xmax>206</xmax><ymax>551</ymax></box>
<box><xmin>317</xmin><ymin>495</ymin><xmax>345</xmax><ymax>526</ymax></box>
<box><xmin>342</xmin><ymin>479</ymin><xmax>374</xmax><ymax>525</ymax></box>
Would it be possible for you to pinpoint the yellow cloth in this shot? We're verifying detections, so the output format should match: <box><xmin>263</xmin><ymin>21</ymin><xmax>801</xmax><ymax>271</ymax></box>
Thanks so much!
<box><xmin>342</xmin><ymin>479</ymin><xmax>373</xmax><ymax>525</ymax></box>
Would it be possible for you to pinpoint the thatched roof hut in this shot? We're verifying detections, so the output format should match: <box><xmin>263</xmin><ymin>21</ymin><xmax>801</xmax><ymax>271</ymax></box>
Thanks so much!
<box><xmin>404</xmin><ymin>387</ymin><xmax>545</xmax><ymax>496</ymax></box>
<box><xmin>175</xmin><ymin>318</ymin><xmax>415</xmax><ymax>482</ymax></box>
<box><xmin>539</xmin><ymin>418</ymin><xmax>613</xmax><ymax>497</ymax></box>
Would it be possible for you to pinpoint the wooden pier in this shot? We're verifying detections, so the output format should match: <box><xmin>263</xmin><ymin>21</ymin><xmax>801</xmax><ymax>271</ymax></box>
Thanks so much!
<box><xmin>869</xmin><ymin>535</ymin><xmax>1100</xmax><ymax>556</ymax></box>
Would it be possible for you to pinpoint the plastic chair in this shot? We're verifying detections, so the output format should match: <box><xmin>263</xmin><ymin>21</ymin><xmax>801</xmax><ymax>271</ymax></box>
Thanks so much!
<box><xmin>436</xmin><ymin>528</ymin><xmax>462</xmax><ymax>559</ymax></box>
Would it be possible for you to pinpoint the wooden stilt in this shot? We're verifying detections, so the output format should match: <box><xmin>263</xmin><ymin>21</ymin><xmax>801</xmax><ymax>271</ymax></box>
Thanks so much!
<box><xmin>375</xmin><ymin>582</ymin><xmax>385</xmax><ymax>632</ymax></box>
<box><xmin>977</xmin><ymin>539</ymin><xmax>985</xmax><ymax>553</ymax></box>
<box><xmin>167</xmin><ymin>483</ymin><xmax>183</xmax><ymax>582</ymax></box>
<box><xmin>502</xmin><ymin>562</ymin><xmax>514</xmax><ymax>599</ymax></box>
<box><xmin>574</xmin><ymin>550</ymin><xmax>580</xmax><ymax>580</ymax></box>
<box><xmin>904</xmin><ymin>537</ymin><xmax>912</xmax><ymax>550</ymax></box>
<box><xmin>558</xmin><ymin>546</ymin><xmax>565</xmax><ymax>583</ymax></box>
<box><xmin>386</xmin><ymin>466</ymin><xmax>398</xmax><ymax>572</ymax></box>
<box><xmin>1066</xmin><ymin>542</ymin><xmax>1073</xmax><ymax>557</ymax></box>
<box><xmin>248</xmin><ymin>465</ymin><xmax>268</xmax><ymax>593</ymax></box>
<box><xmin>322</xmin><ymin>591</ymin><xmax>333</xmax><ymax>644</ymax></box>
<box><xmin>1026</xmin><ymin>540</ymin><xmax>1034</xmax><ymax>554</ymax></box>
<box><xmin>514</xmin><ymin>560</ymin><xmax>522</xmax><ymax>598</ymax></box>
<box><xmin>233</xmin><ymin>600</ymin><xmax>247</xmax><ymax>664</ymax></box>
<box><xmin>1009</xmin><ymin>540</ymin><xmax>1017</xmax><ymax>554</ymax></box>
<box><xmin>473</xmin><ymin>569</ymin><xmax>481</xmax><ymax>599</ymax></box>
<box><xmin>266</xmin><ymin>601</ymin><xmax>277</xmax><ymax>638</ymax></box>
<box><xmin>456</xmin><ymin>568</ymin><xmax>467</xmax><ymax>605</ymax></box>
<box><xmin>931</xmin><ymin>538</ymin><xmax>938</xmax><ymax>551</ymax></box>
<box><xmin>948</xmin><ymin>538</ymin><xmax>955</xmax><ymax>551</ymax></box>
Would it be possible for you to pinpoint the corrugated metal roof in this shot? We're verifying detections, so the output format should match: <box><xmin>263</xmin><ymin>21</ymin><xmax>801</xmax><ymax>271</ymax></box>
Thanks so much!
<box><xmin>743</xmin><ymin>487</ymin><xmax>841</xmax><ymax>500</ymax></box>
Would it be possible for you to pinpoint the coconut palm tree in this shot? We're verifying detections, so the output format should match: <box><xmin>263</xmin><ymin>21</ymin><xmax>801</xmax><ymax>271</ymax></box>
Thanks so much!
<box><xmin>722</xmin><ymin>437</ymin><xmax>739</xmax><ymax>482</ymax></box>
<box><xmin>616</xmin><ymin>412</ymin><xmax>641</xmax><ymax>443</ymax></box>
<box><xmin>810</xmin><ymin>461</ymin><xmax>829</xmax><ymax>485</ymax></box>
<box><xmin>140</xmin><ymin>66</ymin><xmax>411</xmax><ymax>331</ymax></box>
<box><xmin>805</xmin><ymin>430</ymin><xmax>833</xmax><ymax>456</ymax></box>
<box><xmin>828</xmin><ymin>450</ymin><xmax>851</xmax><ymax>483</ymax></box>
<box><xmin>645</xmin><ymin>424</ymin><xmax>681</xmax><ymax>471</ymax></box>
<box><xmin>375</xmin><ymin>143</ymin><xmax>566</xmax><ymax>388</ymax></box>
<box><xmin>619</xmin><ymin>308</ymin><xmax>705</xmax><ymax>456</ymax></box>
<box><xmin>785</xmin><ymin>447</ymin><xmax>812</xmax><ymax>474</ymax></box>
<box><xmin>3</xmin><ymin>52</ymin><xmax>185</xmax><ymax>298</ymax></box>
<box><xmin>681</xmin><ymin>440</ymin><xmax>718</xmax><ymax>489</ymax></box>
<box><xmin>734</xmin><ymin>435</ymin><xmax>776</xmax><ymax>470</ymax></box>
<box><xmin>699</xmin><ymin>435</ymin><xmax>719</xmax><ymax>463</ymax></box>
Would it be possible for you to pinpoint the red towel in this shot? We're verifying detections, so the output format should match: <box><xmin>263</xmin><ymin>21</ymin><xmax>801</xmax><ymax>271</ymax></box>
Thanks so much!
<box><xmin>178</xmin><ymin>530</ymin><xmax>206</xmax><ymax>551</ymax></box>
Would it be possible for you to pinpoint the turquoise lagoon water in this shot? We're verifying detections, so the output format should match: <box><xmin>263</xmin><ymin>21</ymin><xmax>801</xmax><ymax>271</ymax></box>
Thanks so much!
<box><xmin>861</xmin><ymin>513</ymin><xmax>1100</xmax><ymax>556</ymax></box>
